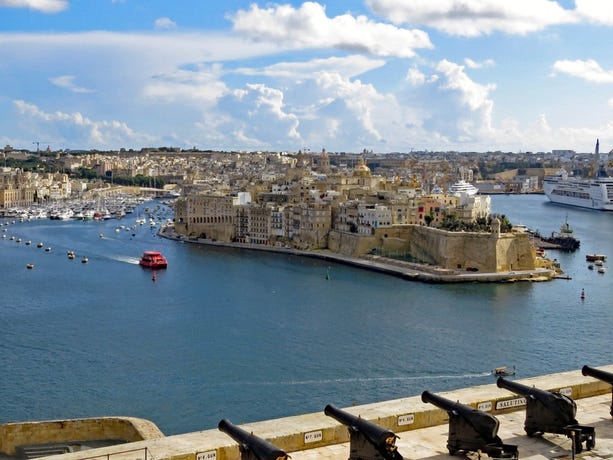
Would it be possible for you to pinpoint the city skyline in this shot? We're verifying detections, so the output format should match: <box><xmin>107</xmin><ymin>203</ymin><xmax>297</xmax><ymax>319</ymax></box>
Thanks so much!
<box><xmin>0</xmin><ymin>0</ymin><xmax>612</xmax><ymax>154</ymax></box>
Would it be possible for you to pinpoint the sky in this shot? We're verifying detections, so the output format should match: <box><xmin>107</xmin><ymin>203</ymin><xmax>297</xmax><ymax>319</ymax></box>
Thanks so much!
<box><xmin>0</xmin><ymin>0</ymin><xmax>612</xmax><ymax>154</ymax></box>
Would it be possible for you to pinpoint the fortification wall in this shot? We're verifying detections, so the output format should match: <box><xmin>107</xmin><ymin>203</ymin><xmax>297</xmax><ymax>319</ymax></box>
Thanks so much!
<box><xmin>0</xmin><ymin>417</ymin><xmax>164</xmax><ymax>456</ymax></box>
<box><xmin>329</xmin><ymin>226</ymin><xmax>536</xmax><ymax>272</ymax></box>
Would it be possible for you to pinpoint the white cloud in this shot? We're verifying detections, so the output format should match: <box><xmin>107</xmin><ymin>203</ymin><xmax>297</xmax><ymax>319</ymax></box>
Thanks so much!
<box><xmin>214</xmin><ymin>84</ymin><xmax>301</xmax><ymax>149</ymax></box>
<box><xmin>574</xmin><ymin>0</ymin><xmax>613</xmax><ymax>25</ymax></box>
<box><xmin>406</xmin><ymin>67</ymin><xmax>426</xmax><ymax>86</ymax></box>
<box><xmin>464</xmin><ymin>58</ymin><xmax>495</xmax><ymax>69</ymax></box>
<box><xmin>366</xmin><ymin>0</ymin><xmax>576</xmax><ymax>36</ymax></box>
<box><xmin>235</xmin><ymin>55</ymin><xmax>386</xmax><ymax>81</ymax></box>
<box><xmin>0</xmin><ymin>0</ymin><xmax>67</xmax><ymax>13</ymax></box>
<box><xmin>155</xmin><ymin>17</ymin><xmax>177</xmax><ymax>30</ymax></box>
<box><xmin>143</xmin><ymin>65</ymin><xmax>227</xmax><ymax>106</ymax></box>
<box><xmin>229</xmin><ymin>2</ymin><xmax>432</xmax><ymax>58</ymax></box>
<box><xmin>13</xmin><ymin>100</ymin><xmax>157</xmax><ymax>148</ymax></box>
<box><xmin>49</xmin><ymin>75</ymin><xmax>93</xmax><ymax>93</ymax></box>
<box><xmin>552</xmin><ymin>59</ymin><xmax>613</xmax><ymax>84</ymax></box>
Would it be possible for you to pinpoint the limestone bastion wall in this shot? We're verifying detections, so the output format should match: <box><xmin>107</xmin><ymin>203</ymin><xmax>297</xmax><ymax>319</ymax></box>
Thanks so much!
<box><xmin>328</xmin><ymin>225</ymin><xmax>535</xmax><ymax>272</ymax></box>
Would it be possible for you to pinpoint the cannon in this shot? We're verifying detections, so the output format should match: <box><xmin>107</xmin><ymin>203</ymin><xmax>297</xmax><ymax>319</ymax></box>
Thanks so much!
<box><xmin>324</xmin><ymin>403</ymin><xmax>403</xmax><ymax>460</ymax></box>
<box><xmin>420</xmin><ymin>391</ymin><xmax>518</xmax><ymax>458</ymax></box>
<box><xmin>582</xmin><ymin>365</ymin><xmax>613</xmax><ymax>417</ymax></box>
<box><xmin>218</xmin><ymin>418</ymin><xmax>289</xmax><ymax>460</ymax></box>
<box><xmin>496</xmin><ymin>377</ymin><xmax>595</xmax><ymax>453</ymax></box>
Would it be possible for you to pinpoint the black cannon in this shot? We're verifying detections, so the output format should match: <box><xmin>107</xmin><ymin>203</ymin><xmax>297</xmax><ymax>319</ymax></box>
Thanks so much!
<box><xmin>496</xmin><ymin>377</ymin><xmax>595</xmax><ymax>453</ymax></box>
<box><xmin>218</xmin><ymin>418</ymin><xmax>289</xmax><ymax>460</ymax></box>
<box><xmin>421</xmin><ymin>390</ymin><xmax>518</xmax><ymax>458</ymax></box>
<box><xmin>582</xmin><ymin>365</ymin><xmax>613</xmax><ymax>417</ymax></box>
<box><xmin>324</xmin><ymin>403</ymin><xmax>403</xmax><ymax>460</ymax></box>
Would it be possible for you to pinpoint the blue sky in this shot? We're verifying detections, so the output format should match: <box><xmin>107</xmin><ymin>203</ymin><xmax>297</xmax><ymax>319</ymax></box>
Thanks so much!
<box><xmin>0</xmin><ymin>0</ymin><xmax>612</xmax><ymax>153</ymax></box>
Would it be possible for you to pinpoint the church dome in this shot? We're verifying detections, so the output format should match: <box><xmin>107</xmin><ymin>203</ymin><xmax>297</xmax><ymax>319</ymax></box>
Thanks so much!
<box><xmin>353</xmin><ymin>158</ymin><xmax>371</xmax><ymax>177</ymax></box>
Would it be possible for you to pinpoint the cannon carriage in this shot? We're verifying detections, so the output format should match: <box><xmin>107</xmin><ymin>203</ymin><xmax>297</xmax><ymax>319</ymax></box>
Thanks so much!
<box><xmin>496</xmin><ymin>377</ymin><xmax>595</xmax><ymax>453</ymax></box>
<box><xmin>324</xmin><ymin>403</ymin><xmax>403</xmax><ymax>460</ymax></box>
<box><xmin>421</xmin><ymin>391</ymin><xmax>518</xmax><ymax>459</ymax></box>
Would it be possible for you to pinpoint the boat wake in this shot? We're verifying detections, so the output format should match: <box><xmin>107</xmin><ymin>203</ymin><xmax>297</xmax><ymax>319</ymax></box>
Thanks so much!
<box><xmin>230</xmin><ymin>372</ymin><xmax>492</xmax><ymax>387</ymax></box>
<box><xmin>110</xmin><ymin>255</ymin><xmax>141</xmax><ymax>265</ymax></box>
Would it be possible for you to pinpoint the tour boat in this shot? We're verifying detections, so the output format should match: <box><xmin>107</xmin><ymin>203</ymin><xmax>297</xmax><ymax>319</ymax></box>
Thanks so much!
<box><xmin>139</xmin><ymin>251</ymin><xmax>168</xmax><ymax>269</ymax></box>
<box><xmin>586</xmin><ymin>254</ymin><xmax>606</xmax><ymax>262</ymax></box>
<box><xmin>492</xmin><ymin>366</ymin><xmax>516</xmax><ymax>377</ymax></box>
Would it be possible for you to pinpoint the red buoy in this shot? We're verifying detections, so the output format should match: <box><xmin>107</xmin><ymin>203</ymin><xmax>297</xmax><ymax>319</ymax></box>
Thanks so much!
<box><xmin>581</xmin><ymin>288</ymin><xmax>585</xmax><ymax>300</ymax></box>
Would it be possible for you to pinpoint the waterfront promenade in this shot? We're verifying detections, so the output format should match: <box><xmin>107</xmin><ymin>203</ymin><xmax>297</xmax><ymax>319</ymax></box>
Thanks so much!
<box><xmin>158</xmin><ymin>225</ymin><xmax>558</xmax><ymax>283</ymax></box>
<box><xmin>2</xmin><ymin>367</ymin><xmax>612</xmax><ymax>460</ymax></box>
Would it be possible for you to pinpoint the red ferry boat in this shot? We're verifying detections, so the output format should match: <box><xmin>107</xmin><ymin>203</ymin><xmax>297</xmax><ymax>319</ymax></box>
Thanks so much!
<box><xmin>139</xmin><ymin>251</ymin><xmax>168</xmax><ymax>269</ymax></box>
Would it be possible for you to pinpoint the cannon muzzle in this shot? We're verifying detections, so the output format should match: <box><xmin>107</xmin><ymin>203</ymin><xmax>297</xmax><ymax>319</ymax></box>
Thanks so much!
<box><xmin>583</xmin><ymin>365</ymin><xmax>613</xmax><ymax>417</ymax></box>
<box><xmin>324</xmin><ymin>404</ymin><xmax>402</xmax><ymax>460</ymax></box>
<box><xmin>582</xmin><ymin>365</ymin><xmax>613</xmax><ymax>384</ymax></box>
<box><xmin>218</xmin><ymin>419</ymin><xmax>289</xmax><ymax>460</ymax></box>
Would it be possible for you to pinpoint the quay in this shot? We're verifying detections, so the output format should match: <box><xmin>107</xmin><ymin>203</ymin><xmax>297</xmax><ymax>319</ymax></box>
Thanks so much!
<box><xmin>158</xmin><ymin>226</ymin><xmax>557</xmax><ymax>283</ymax></box>
<box><xmin>1</xmin><ymin>366</ymin><xmax>612</xmax><ymax>460</ymax></box>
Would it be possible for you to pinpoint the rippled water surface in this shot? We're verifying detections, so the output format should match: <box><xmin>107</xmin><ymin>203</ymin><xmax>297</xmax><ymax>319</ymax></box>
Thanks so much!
<box><xmin>1</xmin><ymin>195</ymin><xmax>611</xmax><ymax>434</ymax></box>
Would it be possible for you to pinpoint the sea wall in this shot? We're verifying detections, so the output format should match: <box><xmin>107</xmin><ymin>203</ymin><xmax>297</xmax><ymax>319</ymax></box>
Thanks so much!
<box><xmin>328</xmin><ymin>225</ymin><xmax>536</xmax><ymax>272</ymax></box>
<box><xmin>0</xmin><ymin>417</ymin><xmax>164</xmax><ymax>456</ymax></box>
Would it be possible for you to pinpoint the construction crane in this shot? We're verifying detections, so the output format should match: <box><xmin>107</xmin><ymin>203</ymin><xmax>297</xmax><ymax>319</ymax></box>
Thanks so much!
<box><xmin>32</xmin><ymin>141</ymin><xmax>51</xmax><ymax>153</ymax></box>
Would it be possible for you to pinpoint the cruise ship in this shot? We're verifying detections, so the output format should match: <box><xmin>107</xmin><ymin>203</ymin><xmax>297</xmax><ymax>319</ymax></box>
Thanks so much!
<box><xmin>543</xmin><ymin>172</ymin><xmax>613</xmax><ymax>210</ymax></box>
<box><xmin>448</xmin><ymin>179</ymin><xmax>479</xmax><ymax>196</ymax></box>
<box><xmin>543</xmin><ymin>139</ymin><xmax>613</xmax><ymax>211</ymax></box>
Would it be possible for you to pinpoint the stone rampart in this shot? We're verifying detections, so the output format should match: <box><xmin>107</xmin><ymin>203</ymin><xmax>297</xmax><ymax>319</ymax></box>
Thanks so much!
<box><xmin>329</xmin><ymin>225</ymin><xmax>535</xmax><ymax>272</ymax></box>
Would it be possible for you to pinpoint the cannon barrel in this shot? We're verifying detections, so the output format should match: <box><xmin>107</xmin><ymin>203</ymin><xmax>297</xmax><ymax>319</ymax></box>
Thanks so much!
<box><xmin>324</xmin><ymin>403</ymin><xmax>398</xmax><ymax>450</ymax></box>
<box><xmin>218</xmin><ymin>419</ymin><xmax>288</xmax><ymax>460</ymax></box>
<box><xmin>421</xmin><ymin>391</ymin><xmax>499</xmax><ymax>440</ymax></box>
<box><xmin>583</xmin><ymin>365</ymin><xmax>613</xmax><ymax>417</ymax></box>
<box><xmin>496</xmin><ymin>377</ymin><xmax>555</xmax><ymax>403</ymax></box>
<box><xmin>582</xmin><ymin>365</ymin><xmax>613</xmax><ymax>384</ymax></box>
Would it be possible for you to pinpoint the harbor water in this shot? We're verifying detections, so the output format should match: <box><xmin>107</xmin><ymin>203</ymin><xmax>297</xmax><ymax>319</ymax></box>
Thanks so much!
<box><xmin>1</xmin><ymin>195</ymin><xmax>612</xmax><ymax>435</ymax></box>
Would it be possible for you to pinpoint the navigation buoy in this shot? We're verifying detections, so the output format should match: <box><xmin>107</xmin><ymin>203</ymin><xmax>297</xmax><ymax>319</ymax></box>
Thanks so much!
<box><xmin>581</xmin><ymin>288</ymin><xmax>585</xmax><ymax>300</ymax></box>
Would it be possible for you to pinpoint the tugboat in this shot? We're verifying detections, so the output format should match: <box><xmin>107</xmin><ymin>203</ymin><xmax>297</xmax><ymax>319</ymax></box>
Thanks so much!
<box><xmin>538</xmin><ymin>215</ymin><xmax>580</xmax><ymax>252</ymax></box>
<box><xmin>139</xmin><ymin>251</ymin><xmax>168</xmax><ymax>269</ymax></box>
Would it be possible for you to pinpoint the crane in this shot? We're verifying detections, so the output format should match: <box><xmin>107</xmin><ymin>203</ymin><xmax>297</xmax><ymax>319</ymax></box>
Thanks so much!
<box><xmin>32</xmin><ymin>141</ymin><xmax>51</xmax><ymax>153</ymax></box>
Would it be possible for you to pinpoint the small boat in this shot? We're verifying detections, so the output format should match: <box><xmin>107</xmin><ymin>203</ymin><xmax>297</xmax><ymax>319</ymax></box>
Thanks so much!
<box><xmin>25</xmin><ymin>240</ymin><xmax>31</xmax><ymax>245</ymax></box>
<box><xmin>595</xmin><ymin>259</ymin><xmax>604</xmax><ymax>267</ymax></box>
<box><xmin>26</xmin><ymin>263</ymin><xmax>34</xmax><ymax>269</ymax></box>
<box><xmin>586</xmin><ymin>254</ymin><xmax>606</xmax><ymax>262</ymax></box>
<box><xmin>598</xmin><ymin>266</ymin><xmax>606</xmax><ymax>274</ymax></box>
<box><xmin>67</xmin><ymin>251</ymin><xmax>75</xmax><ymax>260</ymax></box>
<box><xmin>81</xmin><ymin>257</ymin><xmax>89</xmax><ymax>264</ymax></box>
<box><xmin>139</xmin><ymin>251</ymin><xmax>168</xmax><ymax>269</ymax></box>
<box><xmin>493</xmin><ymin>366</ymin><xmax>516</xmax><ymax>377</ymax></box>
<box><xmin>588</xmin><ymin>264</ymin><xmax>594</xmax><ymax>270</ymax></box>
<box><xmin>37</xmin><ymin>242</ymin><xmax>43</xmax><ymax>248</ymax></box>
<box><xmin>45</xmin><ymin>247</ymin><xmax>51</xmax><ymax>252</ymax></box>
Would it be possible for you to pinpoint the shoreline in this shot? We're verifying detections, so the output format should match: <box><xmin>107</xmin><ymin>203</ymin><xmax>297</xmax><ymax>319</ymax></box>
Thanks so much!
<box><xmin>158</xmin><ymin>226</ymin><xmax>557</xmax><ymax>283</ymax></box>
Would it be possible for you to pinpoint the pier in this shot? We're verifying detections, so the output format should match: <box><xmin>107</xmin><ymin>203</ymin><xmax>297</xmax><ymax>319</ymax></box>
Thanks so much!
<box><xmin>2</xmin><ymin>366</ymin><xmax>613</xmax><ymax>460</ymax></box>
